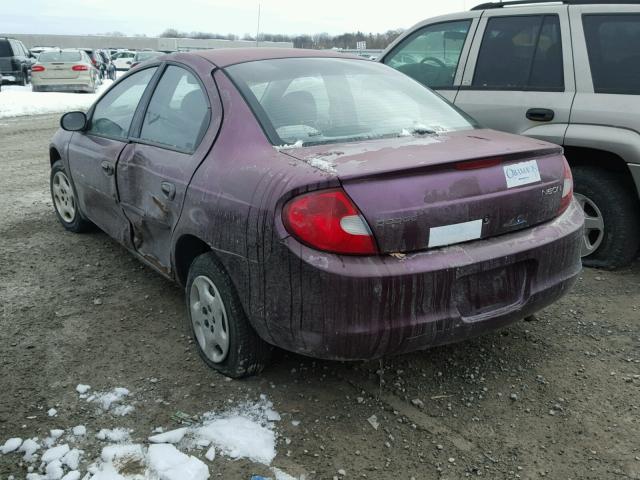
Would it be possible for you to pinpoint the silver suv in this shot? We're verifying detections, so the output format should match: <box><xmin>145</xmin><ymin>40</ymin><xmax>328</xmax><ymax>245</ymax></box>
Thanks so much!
<box><xmin>380</xmin><ymin>0</ymin><xmax>640</xmax><ymax>268</ymax></box>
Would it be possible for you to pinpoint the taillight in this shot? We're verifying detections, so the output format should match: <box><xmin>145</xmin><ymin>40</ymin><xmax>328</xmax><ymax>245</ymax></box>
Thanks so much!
<box><xmin>558</xmin><ymin>157</ymin><xmax>573</xmax><ymax>214</ymax></box>
<box><xmin>283</xmin><ymin>189</ymin><xmax>378</xmax><ymax>255</ymax></box>
<box><xmin>72</xmin><ymin>65</ymin><xmax>88</xmax><ymax>71</ymax></box>
<box><xmin>31</xmin><ymin>65</ymin><xmax>45</xmax><ymax>72</ymax></box>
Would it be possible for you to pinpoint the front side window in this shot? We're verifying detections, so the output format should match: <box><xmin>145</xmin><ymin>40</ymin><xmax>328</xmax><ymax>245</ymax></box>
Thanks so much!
<box><xmin>89</xmin><ymin>67</ymin><xmax>157</xmax><ymax>139</ymax></box>
<box><xmin>139</xmin><ymin>65</ymin><xmax>209</xmax><ymax>152</ymax></box>
<box><xmin>384</xmin><ymin>20</ymin><xmax>471</xmax><ymax>88</ymax></box>
<box><xmin>227</xmin><ymin>58</ymin><xmax>474</xmax><ymax>147</ymax></box>
<box><xmin>473</xmin><ymin>15</ymin><xmax>563</xmax><ymax>90</ymax></box>
<box><xmin>583</xmin><ymin>14</ymin><xmax>640</xmax><ymax>95</ymax></box>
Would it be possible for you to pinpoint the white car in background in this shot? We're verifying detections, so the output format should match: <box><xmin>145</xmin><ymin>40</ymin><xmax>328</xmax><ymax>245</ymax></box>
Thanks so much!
<box><xmin>111</xmin><ymin>50</ymin><xmax>136</xmax><ymax>70</ymax></box>
<box><xmin>31</xmin><ymin>49</ymin><xmax>98</xmax><ymax>93</ymax></box>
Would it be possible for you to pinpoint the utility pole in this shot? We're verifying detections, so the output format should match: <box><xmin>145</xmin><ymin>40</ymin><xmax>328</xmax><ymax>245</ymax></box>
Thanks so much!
<box><xmin>256</xmin><ymin>3</ymin><xmax>261</xmax><ymax>47</ymax></box>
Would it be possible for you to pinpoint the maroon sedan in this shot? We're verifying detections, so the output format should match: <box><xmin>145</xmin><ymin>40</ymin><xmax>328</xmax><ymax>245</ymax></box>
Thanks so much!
<box><xmin>49</xmin><ymin>49</ymin><xmax>583</xmax><ymax>377</ymax></box>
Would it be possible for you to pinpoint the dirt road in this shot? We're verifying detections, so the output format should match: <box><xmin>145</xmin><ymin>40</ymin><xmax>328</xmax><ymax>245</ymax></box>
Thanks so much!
<box><xmin>1</xmin><ymin>114</ymin><xmax>639</xmax><ymax>479</ymax></box>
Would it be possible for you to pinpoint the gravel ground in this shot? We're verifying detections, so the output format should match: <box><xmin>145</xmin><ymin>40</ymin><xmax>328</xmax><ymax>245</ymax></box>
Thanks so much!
<box><xmin>1</xmin><ymin>114</ymin><xmax>639</xmax><ymax>479</ymax></box>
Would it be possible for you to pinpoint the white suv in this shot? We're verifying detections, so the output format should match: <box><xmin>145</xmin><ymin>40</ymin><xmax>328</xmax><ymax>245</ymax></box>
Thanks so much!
<box><xmin>380</xmin><ymin>0</ymin><xmax>640</xmax><ymax>268</ymax></box>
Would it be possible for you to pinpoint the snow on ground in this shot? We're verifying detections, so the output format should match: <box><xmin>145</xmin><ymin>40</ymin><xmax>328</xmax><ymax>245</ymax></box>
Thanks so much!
<box><xmin>0</xmin><ymin>80</ymin><xmax>112</xmax><ymax>119</ymax></box>
<box><xmin>83</xmin><ymin>387</ymin><xmax>135</xmax><ymax>416</ymax></box>
<box><xmin>0</xmin><ymin>388</ymin><xmax>300</xmax><ymax>480</ymax></box>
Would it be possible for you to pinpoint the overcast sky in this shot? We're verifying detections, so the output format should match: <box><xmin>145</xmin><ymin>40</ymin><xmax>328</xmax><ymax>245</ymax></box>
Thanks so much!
<box><xmin>2</xmin><ymin>0</ymin><xmax>483</xmax><ymax>37</ymax></box>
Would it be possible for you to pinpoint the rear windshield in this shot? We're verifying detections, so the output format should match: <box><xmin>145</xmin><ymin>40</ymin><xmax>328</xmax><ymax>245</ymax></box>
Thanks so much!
<box><xmin>0</xmin><ymin>40</ymin><xmax>12</xmax><ymax>57</ymax></box>
<box><xmin>226</xmin><ymin>57</ymin><xmax>475</xmax><ymax>147</ymax></box>
<box><xmin>39</xmin><ymin>51</ymin><xmax>82</xmax><ymax>62</ymax></box>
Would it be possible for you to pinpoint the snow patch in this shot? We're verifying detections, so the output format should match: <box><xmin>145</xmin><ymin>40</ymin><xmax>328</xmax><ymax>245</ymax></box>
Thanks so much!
<box><xmin>1</xmin><ymin>437</ymin><xmax>22</xmax><ymax>454</ymax></box>
<box><xmin>0</xmin><ymin>82</ymin><xmax>112</xmax><ymax>119</ymax></box>
<box><xmin>85</xmin><ymin>387</ymin><xmax>133</xmax><ymax>415</ymax></box>
<box><xmin>148</xmin><ymin>427</ymin><xmax>188</xmax><ymax>444</ymax></box>
<box><xmin>273</xmin><ymin>140</ymin><xmax>304</xmax><ymax>151</ymax></box>
<box><xmin>96</xmin><ymin>428</ymin><xmax>131</xmax><ymax>443</ymax></box>
<box><xmin>148</xmin><ymin>444</ymin><xmax>209</xmax><ymax>480</ymax></box>
<box><xmin>76</xmin><ymin>384</ymin><xmax>91</xmax><ymax>395</ymax></box>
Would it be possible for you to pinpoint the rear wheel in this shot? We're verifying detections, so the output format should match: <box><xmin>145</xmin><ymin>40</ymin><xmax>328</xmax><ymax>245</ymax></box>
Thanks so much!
<box><xmin>19</xmin><ymin>69</ymin><xmax>29</xmax><ymax>86</ymax></box>
<box><xmin>572</xmin><ymin>166</ymin><xmax>640</xmax><ymax>269</ymax></box>
<box><xmin>186</xmin><ymin>252</ymin><xmax>272</xmax><ymax>378</ymax></box>
<box><xmin>50</xmin><ymin>161</ymin><xmax>93</xmax><ymax>233</ymax></box>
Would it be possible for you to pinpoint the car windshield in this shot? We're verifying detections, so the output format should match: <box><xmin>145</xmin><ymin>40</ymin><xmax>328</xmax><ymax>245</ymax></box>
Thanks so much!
<box><xmin>226</xmin><ymin>57</ymin><xmax>475</xmax><ymax>147</ymax></box>
<box><xmin>39</xmin><ymin>51</ymin><xmax>82</xmax><ymax>62</ymax></box>
<box><xmin>135</xmin><ymin>52</ymin><xmax>161</xmax><ymax>61</ymax></box>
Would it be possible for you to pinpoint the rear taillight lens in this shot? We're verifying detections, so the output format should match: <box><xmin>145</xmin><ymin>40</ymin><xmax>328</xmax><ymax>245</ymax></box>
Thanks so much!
<box><xmin>559</xmin><ymin>157</ymin><xmax>573</xmax><ymax>214</ymax></box>
<box><xmin>72</xmin><ymin>65</ymin><xmax>88</xmax><ymax>71</ymax></box>
<box><xmin>283</xmin><ymin>189</ymin><xmax>378</xmax><ymax>255</ymax></box>
<box><xmin>31</xmin><ymin>65</ymin><xmax>45</xmax><ymax>72</ymax></box>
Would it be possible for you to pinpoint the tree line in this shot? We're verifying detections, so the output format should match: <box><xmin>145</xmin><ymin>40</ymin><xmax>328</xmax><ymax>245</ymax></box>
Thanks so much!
<box><xmin>159</xmin><ymin>29</ymin><xmax>404</xmax><ymax>49</ymax></box>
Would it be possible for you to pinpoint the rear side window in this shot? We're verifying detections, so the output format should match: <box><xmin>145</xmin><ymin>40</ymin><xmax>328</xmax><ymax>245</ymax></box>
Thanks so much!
<box><xmin>583</xmin><ymin>14</ymin><xmax>640</xmax><ymax>95</ymax></box>
<box><xmin>473</xmin><ymin>15</ymin><xmax>563</xmax><ymax>90</ymax></box>
<box><xmin>89</xmin><ymin>67</ymin><xmax>158</xmax><ymax>140</ymax></box>
<box><xmin>0</xmin><ymin>40</ymin><xmax>11</xmax><ymax>57</ymax></box>
<box><xmin>139</xmin><ymin>65</ymin><xmax>209</xmax><ymax>152</ymax></box>
<box><xmin>384</xmin><ymin>20</ymin><xmax>472</xmax><ymax>88</ymax></box>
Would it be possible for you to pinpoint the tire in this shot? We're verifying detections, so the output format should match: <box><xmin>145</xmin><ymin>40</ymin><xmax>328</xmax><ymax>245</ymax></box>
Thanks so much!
<box><xmin>186</xmin><ymin>252</ymin><xmax>272</xmax><ymax>378</ymax></box>
<box><xmin>31</xmin><ymin>85</ymin><xmax>39</xmax><ymax>92</ymax></box>
<box><xmin>573</xmin><ymin>166</ymin><xmax>640</xmax><ymax>269</ymax></box>
<box><xmin>50</xmin><ymin>161</ymin><xmax>93</xmax><ymax>233</ymax></box>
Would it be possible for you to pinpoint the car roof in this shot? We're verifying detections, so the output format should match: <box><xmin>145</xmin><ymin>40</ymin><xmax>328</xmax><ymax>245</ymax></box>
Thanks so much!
<box><xmin>191</xmin><ymin>48</ymin><xmax>364</xmax><ymax>68</ymax></box>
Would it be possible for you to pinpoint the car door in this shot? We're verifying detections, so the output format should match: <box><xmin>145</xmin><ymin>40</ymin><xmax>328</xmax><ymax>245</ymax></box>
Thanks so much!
<box><xmin>67</xmin><ymin>66</ymin><xmax>158</xmax><ymax>245</ymax></box>
<box><xmin>116</xmin><ymin>63</ymin><xmax>216</xmax><ymax>273</ymax></box>
<box><xmin>380</xmin><ymin>12</ymin><xmax>481</xmax><ymax>102</ymax></box>
<box><xmin>454</xmin><ymin>7</ymin><xmax>575</xmax><ymax>145</ymax></box>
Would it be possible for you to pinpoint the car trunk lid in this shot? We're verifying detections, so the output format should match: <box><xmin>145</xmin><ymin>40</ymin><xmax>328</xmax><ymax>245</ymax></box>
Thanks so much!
<box><xmin>282</xmin><ymin>129</ymin><xmax>566</xmax><ymax>253</ymax></box>
<box><xmin>39</xmin><ymin>62</ymin><xmax>83</xmax><ymax>79</ymax></box>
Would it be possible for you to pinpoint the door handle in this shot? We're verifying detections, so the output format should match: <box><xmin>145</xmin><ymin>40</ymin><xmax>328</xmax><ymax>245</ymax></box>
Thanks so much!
<box><xmin>526</xmin><ymin>108</ymin><xmax>555</xmax><ymax>122</ymax></box>
<box><xmin>100</xmin><ymin>161</ymin><xmax>114</xmax><ymax>176</ymax></box>
<box><xmin>161</xmin><ymin>181</ymin><xmax>176</xmax><ymax>200</ymax></box>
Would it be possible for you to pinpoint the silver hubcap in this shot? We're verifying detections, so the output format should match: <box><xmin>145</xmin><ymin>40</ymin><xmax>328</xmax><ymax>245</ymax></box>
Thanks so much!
<box><xmin>190</xmin><ymin>276</ymin><xmax>230</xmax><ymax>363</ymax></box>
<box><xmin>575</xmin><ymin>192</ymin><xmax>605</xmax><ymax>257</ymax></box>
<box><xmin>52</xmin><ymin>171</ymin><xmax>76</xmax><ymax>223</ymax></box>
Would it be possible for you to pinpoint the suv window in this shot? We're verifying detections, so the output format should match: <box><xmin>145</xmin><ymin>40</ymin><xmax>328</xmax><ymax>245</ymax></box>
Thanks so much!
<box><xmin>139</xmin><ymin>66</ymin><xmax>209</xmax><ymax>152</ymax></box>
<box><xmin>473</xmin><ymin>15</ymin><xmax>563</xmax><ymax>90</ymax></box>
<box><xmin>384</xmin><ymin>20</ymin><xmax>472</xmax><ymax>88</ymax></box>
<box><xmin>89</xmin><ymin>67</ymin><xmax>157</xmax><ymax>139</ymax></box>
<box><xmin>583</xmin><ymin>14</ymin><xmax>640</xmax><ymax>95</ymax></box>
<box><xmin>0</xmin><ymin>39</ymin><xmax>11</xmax><ymax>57</ymax></box>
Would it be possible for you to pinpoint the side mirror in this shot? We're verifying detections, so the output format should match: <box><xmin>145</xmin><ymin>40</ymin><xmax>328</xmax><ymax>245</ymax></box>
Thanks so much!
<box><xmin>60</xmin><ymin>111</ymin><xmax>88</xmax><ymax>132</ymax></box>
<box><xmin>126</xmin><ymin>61</ymin><xmax>131</xmax><ymax>65</ymax></box>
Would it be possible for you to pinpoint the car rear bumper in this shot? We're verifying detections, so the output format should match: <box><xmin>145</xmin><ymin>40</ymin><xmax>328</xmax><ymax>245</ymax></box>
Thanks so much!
<box><xmin>251</xmin><ymin>199</ymin><xmax>584</xmax><ymax>360</ymax></box>
<box><xmin>31</xmin><ymin>80</ymin><xmax>93</xmax><ymax>91</ymax></box>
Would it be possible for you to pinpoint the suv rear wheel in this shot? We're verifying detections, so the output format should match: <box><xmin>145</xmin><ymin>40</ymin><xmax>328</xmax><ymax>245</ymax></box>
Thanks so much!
<box><xmin>572</xmin><ymin>166</ymin><xmax>640</xmax><ymax>269</ymax></box>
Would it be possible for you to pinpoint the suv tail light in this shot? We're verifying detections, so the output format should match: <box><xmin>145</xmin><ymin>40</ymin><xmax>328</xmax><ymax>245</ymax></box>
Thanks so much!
<box><xmin>31</xmin><ymin>65</ymin><xmax>45</xmax><ymax>72</ymax></box>
<box><xmin>283</xmin><ymin>189</ymin><xmax>378</xmax><ymax>255</ymax></box>
<box><xmin>72</xmin><ymin>65</ymin><xmax>89</xmax><ymax>71</ymax></box>
<box><xmin>558</xmin><ymin>157</ymin><xmax>573</xmax><ymax>214</ymax></box>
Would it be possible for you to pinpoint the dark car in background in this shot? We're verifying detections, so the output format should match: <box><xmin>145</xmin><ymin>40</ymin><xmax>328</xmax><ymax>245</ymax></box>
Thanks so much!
<box><xmin>0</xmin><ymin>37</ymin><xmax>35</xmax><ymax>85</ymax></box>
<box><xmin>97</xmin><ymin>50</ymin><xmax>117</xmax><ymax>80</ymax></box>
<box><xmin>49</xmin><ymin>49</ymin><xmax>583</xmax><ymax>378</ymax></box>
<box><xmin>129</xmin><ymin>50</ymin><xmax>164</xmax><ymax>69</ymax></box>
<box><xmin>82</xmin><ymin>49</ymin><xmax>105</xmax><ymax>79</ymax></box>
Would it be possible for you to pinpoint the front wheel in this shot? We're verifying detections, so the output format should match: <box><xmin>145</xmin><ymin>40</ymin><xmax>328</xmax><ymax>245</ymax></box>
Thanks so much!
<box><xmin>572</xmin><ymin>166</ymin><xmax>640</xmax><ymax>269</ymax></box>
<box><xmin>186</xmin><ymin>252</ymin><xmax>272</xmax><ymax>378</ymax></box>
<box><xmin>50</xmin><ymin>161</ymin><xmax>93</xmax><ymax>233</ymax></box>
